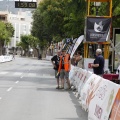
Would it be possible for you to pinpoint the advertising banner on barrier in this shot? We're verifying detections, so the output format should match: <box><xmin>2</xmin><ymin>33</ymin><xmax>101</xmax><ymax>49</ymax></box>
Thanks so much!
<box><xmin>109</xmin><ymin>88</ymin><xmax>120</xmax><ymax>120</ymax></box>
<box><xmin>77</xmin><ymin>69</ymin><xmax>88</xmax><ymax>92</ymax></box>
<box><xmin>70</xmin><ymin>67</ymin><xmax>80</xmax><ymax>86</ymax></box>
<box><xmin>88</xmin><ymin>79</ymin><xmax>119</xmax><ymax>120</ymax></box>
<box><xmin>75</xmin><ymin>68</ymin><xmax>84</xmax><ymax>89</ymax></box>
<box><xmin>78</xmin><ymin>71</ymin><xmax>93</xmax><ymax>96</ymax></box>
<box><xmin>80</xmin><ymin>74</ymin><xmax>102</xmax><ymax>111</ymax></box>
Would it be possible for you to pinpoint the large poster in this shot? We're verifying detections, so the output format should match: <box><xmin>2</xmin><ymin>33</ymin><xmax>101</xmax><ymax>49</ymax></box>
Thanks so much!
<box><xmin>86</xmin><ymin>17</ymin><xmax>111</xmax><ymax>42</ymax></box>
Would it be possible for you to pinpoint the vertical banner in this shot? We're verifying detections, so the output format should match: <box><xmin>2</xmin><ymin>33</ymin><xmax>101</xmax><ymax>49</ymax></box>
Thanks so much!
<box><xmin>67</xmin><ymin>38</ymin><xmax>77</xmax><ymax>54</ymax></box>
<box><xmin>88</xmin><ymin>79</ymin><xmax>119</xmax><ymax>120</ymax></box>
<box><xmin>70</xmin><ymin>35</ymin><xmax>84</xmax><ymax>58</ymax></box>
<box><xmin>86</xmin><ymin>17</ymin><xmax>111</xmax><ymax>42</ymax></box>
<box><xmin>62</xmin><ymin>38</ymin><xmax>73</xmax><ymax>53</ymax></box>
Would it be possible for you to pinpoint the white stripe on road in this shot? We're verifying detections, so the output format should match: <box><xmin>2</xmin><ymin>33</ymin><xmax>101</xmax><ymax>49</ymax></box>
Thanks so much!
<box><xmin>15</xmin><ymin>81</ymin><xmax>19</xmax><ymax>84</ymax></box>
<box><xmin>7</xmin><ymin>87</ymin><xmax>12</xmax><ymax>92</ymax></box>
<box><xmin>20</xmin><ymin>76</ymin><xmax>23</xmax><ymax>78</ymax></box>
<box><xmin>43</xmin><ymin>74</ymin><xmax>51</xmax><ymax>76</ymax></box>
<box><xmin>0</xmin><ymin>72</ymin><xmax>8</xmax><ymax>75</ymax></box>
<box><xmin>28</xmin><ymin>73</ymin><xmax>36</xmax><ymax>77</ymax></box>
<box><xmin>13</xmin><ymin>72</ymin><xmax>23</xmax><ymax>76</ymax></box>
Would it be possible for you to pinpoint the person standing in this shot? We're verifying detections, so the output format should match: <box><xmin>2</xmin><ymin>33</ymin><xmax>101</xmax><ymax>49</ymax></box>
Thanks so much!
<box><xmin>58</xmin><ymin>49</ymin><xmax>71</xmax><ymax>89</ymax></box>
<box><xmin>91</xmin><ymin>49</ymin><xmax>104</xmax><ymax>76</ymax></box>
<box><xmin>74</xmin><ymin>51</ymin><xmax>82</xmax><ymax>67</ymax></box>
<box><xmin>51</xmin><ymin>50</ymin><xmax>61</xmax><ymax>89</ymax></box>
<box><xmin>12</xmin><ymin>52</ymin><xmax>15</xmax><ymax>59</ymax></box>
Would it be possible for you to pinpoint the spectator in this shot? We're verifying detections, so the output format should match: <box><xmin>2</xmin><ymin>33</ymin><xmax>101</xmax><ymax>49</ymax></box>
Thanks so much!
<box><xmin>38</xmin><ymin>54</ymin><xmax>42</xmax><ymax>60</ymax></box>
<box><xmin>12</xmin><ymin>52</ymin><xmax>15</xmax><ymax>59</ymax></box>
<box><xmin>74</xmin><ymin>51</ymin><xmax>82</xmax><ymax>66</ymax></box>
<box><xmin>51</xmin><ymin>50</ymin><xmax>61</xmax><ymax>89</ymax></box>
<box><xmin>58</xmin><ymin>49</ymin><xmax>71</xmax><ymax>90</ymax></box>
<box><xmin>91</xmin><ymin>49</ymin><xmax>104</xmax><ymax>76</ymax></box>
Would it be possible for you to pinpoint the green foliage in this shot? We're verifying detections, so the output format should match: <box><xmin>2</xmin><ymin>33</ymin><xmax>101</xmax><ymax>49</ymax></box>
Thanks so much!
<box><xmin>63</xmin><ymin>0</ymin><xmax>86</xmax><ymax>37</ymax></box>
<box><xmin>17</xmin><ymin>35</ymin><xmax>40</xmax><ymax>50</ymax></box>
<box><xmin>31</xmin><ymin>0</ymin><xmax>120</xmax><ymax>50</ymax></box>
<box><xmin>0</xmin><ymin>21</ymin><xmax>7</xmax><ymax>41</ymax></box>
<box><xmin>0</xmin><ymin>21</ymin><xmax>14</xmax><ymax>45</ymax></box>
<box><xmin>5</xmin><ymin>23</ymin><xmax>14</xmax><ymax>37</ymax></box>
<box><xmin>31</xmin><ymin>0</ymin><xmax>86</xmax><ymax>49</ymax></box>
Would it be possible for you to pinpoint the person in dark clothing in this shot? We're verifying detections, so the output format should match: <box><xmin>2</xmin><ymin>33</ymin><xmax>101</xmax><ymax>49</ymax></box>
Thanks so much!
<box><xmin>51</xmin><ymin>50</ymin><xmax>61</xmax><ymax>89</ymax></box>
<box><xmin>91</xmin><ymin>49</ymin><xmax>104</xmax><ymax>76</ymax></box>
<box><xmin>38</xmin><ymin>54</ymin><xmax>42</xmax><ymax>60</ymax></box>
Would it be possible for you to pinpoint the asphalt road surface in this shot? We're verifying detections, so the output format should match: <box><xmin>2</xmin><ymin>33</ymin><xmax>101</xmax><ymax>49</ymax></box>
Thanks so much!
<box><xmin>0</xmin><ymin>56</ymin><xmax>88</xmax><ymax>120</ymax></box>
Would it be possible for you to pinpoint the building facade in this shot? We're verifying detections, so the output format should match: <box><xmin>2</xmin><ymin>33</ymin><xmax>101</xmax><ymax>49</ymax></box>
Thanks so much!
<box><xmin>7</xmin><ymin>11</ymin><xmax>32</xmax><ymax>48</ymax></box>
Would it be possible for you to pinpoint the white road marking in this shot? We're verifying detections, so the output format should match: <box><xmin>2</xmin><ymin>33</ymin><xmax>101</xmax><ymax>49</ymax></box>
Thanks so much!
<box><xmin>0</xmin><ymin>97</ymin><xmax>2</xmax><ymax>100</ymax></box>
<box><xmin>13</xmin><ymin>72</ymin><xmax>22</xmax><ymax>76</ymax></box>
<box><xmin>43</xmin><ymin>74</ymin><xmax>51</xmax><ymax>76</ymax></box>
<box><xmin>28</xmin><ymin>73</ymin><xmax>36</xmax><ymax>77</ymax></box>
<box><xmin>15</xmin><ymin>81</ymin><xmax>19</xmax><ymax>84</ymax></box>
<box><xmin>20</xmin><ymin>76</ymin><xmax>23</xmax><ymax>78</ymax></box>
<box><xmin>37</xmin><ymin>75</ymin><xmax>54</xmax><ymax>78</ymax></box>
<box><xmin>7</xmin><ymin>87</ymin><xmax>12</xmax><ymax>92</ymax></box>
<box><xmin>0</xmin><ymin>72</ymin><xmax>8</xmax><ymax>75</ymax></box>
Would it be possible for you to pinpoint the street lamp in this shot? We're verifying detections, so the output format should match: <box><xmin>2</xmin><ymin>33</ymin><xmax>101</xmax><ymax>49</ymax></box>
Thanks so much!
<box><xmin>94</xmin><ymin>2</ymin><xmax>101</xmax><ymax>16</ymax></box>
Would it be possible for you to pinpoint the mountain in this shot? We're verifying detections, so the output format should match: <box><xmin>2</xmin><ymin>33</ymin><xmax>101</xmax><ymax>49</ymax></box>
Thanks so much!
<box><xmin>0</xmin><ymin>0</ymin><xmax>35</xmax><ymax>14</ymax></box>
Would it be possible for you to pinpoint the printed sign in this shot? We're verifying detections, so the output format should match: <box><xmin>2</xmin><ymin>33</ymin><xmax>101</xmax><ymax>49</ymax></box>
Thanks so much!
<box><xmin>88</xmin><ymin>79</ymin><xmax>119</xmax><ymax>120</ymax></box>
<box><xmin>86</xmin><ymin>17</ymin><xmax>111</xmax><ymax>42</ymax></box>
<box><xmin>109</xmin><ymin>89</ymin><xmax>120</xmax><ymax>120</ymax></box>
<box><xmin>80</xmin><ymin>74</ymin><xmax>102</xmax><ymax>111</ymax></box>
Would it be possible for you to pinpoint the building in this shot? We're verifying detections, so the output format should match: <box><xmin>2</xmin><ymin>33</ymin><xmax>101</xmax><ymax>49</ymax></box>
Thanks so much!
<box><xmin>0</xmin><ymin>11</ymin><xmax>8</xmax><ymax>22</ymax></box>
<box><xmin>7</xmin><ymin>11</ymin><xmax>32</xmax><ymax>48</ymax></box>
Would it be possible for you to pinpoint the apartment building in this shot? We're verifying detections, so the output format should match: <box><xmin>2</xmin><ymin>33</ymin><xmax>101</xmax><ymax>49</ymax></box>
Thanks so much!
<box><xmin>8</xmin><ymin>11</ymin><xmax>32</xmax><ymax>48</ymax></box>
<box><xmin>0</xmin><ymin>11</ymin><xmax>8</xmax><ymax>22</ymax></box>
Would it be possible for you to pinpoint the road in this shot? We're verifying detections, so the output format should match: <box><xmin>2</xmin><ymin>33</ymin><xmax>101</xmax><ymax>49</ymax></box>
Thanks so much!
<box><xmin>0</xmin><ymin>56</ymin><xmax>88</xmax><ymax>120</ymax></box>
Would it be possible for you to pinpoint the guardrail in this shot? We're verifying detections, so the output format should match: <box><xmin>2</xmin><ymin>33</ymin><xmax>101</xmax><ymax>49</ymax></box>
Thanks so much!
<box><xmin>0</xmin><ymin>55</ymin><xmax>13</xmax><ymax>63</ymax></box>
<box><xmin>69</xmin><ymin>65</ymin><xmax>120</xmax><ymax>120</ymax></box>
<box><xmin>46</xmin><ymin>55</ymin><xmax>53</xmax><ymax>61</ymax></box>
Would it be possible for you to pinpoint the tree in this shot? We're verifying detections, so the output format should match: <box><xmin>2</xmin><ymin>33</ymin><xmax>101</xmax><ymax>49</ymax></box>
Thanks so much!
<box><xmin>5</xmin><ymin>22</ymin><xmax>14</xmax><ymax>43</ymax></box>
<box><xmin>0</xmin><ymin>21</ymin><xmax>14</xmax><ymax>55</ymax></box>
<box><xmin>63</xmin><ymin>0</ymin><xmax>86</xmax><ymax>38</ymax></box>
<box><xmin>32</xmin><ymin>0</ymin><xmax>120</xmax><ymax>51</ymax></box>
<box><xmin>17</xmin><ymin>35</ymin><xmax>40</xmax><ymax>57</ymax></box>
<box><xmin>31</xmin><ymin>0</ymin><xmax>65</xmax><ymax>44</ymax></box>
